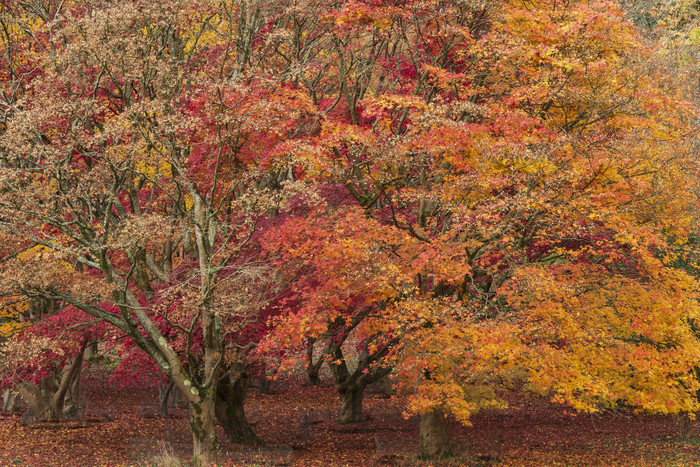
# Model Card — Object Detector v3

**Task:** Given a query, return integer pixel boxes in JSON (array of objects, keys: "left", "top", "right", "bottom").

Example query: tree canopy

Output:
[{"left": 1, "top": 0, "right": 699, "bottom": 464}]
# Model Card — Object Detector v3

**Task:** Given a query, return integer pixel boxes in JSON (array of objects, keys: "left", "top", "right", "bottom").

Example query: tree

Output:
[
  {"left": 2, "top": 1, "right": 699, "bottom": 463},
  {"left": 387, "top": 0, "right": 700, "bottom": 457},
  {"left": 260, "top": 193, "right": 416, "bottom": 423},
  {"left": 0, "top": 300, "right": 99, "bottom": 421},
  {"left": 260, "top": 0, "right": 700, "bottom": 457},
  {"left": 0, "top": 1, "right": 308, "bottom": 463}
]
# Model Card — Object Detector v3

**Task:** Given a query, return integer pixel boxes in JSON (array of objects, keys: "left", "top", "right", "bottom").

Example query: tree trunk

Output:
[
  {"left": 2, "top": 389, "right": 17, "bottom": 412},
  {"left": 215, "top": 373, "right": 261, "bottom": 444},
  {"left": 257, "top": 362, "right": 280, "bottom": 394},
  {"left": 307, "top": 373, "right": 321, "bottom": 386},
  {"left": 189, "top": 396, "right": 218, "bottom": 466},
  {"left": 83, "top": 340, "right": 98, "bottom": 359},
  {"left": 306, "top": 362, "right": 322, "bottom": 386},
  {"left": 63, "top": 359, "right": 83, "bottom": 416},
  {"left": 328, "top": 346, "right": 370, "bottom": 424},
  {"left": 159, "top": 380, "right": 176, "bottom": 417},
  {"left": 371, "top": 375, "right": 394, "bottom": 396},
  {"left": 40, "top": 377, "right": 58, "bottom": 402},
  {"left": 337, "top": 383, "right": 366, "bottom": 424},
  {"left": 305, "top": 337, "right": 323, "bottom": 385},
  {"left": 678, "top": 411, "right": 692, "bottom": 440},
  {"left": 419, "top": 409, "right": 454, "bottom": 459},
  {"left": 14, "top": 349, "right": 85, "bottom": 421},
  {"left": 16, "top": 381, "right": 51, "bottom": 420},
  {"left": 50, "top": 346, "right": 85, "bottom": 418}
]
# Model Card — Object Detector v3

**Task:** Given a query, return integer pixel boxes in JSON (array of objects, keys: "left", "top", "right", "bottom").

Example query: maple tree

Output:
[
  {"left": 1, "top": 0, "right": 700, "bottom": 463},
  {"left": 398, "top": 1, "right": 700, "bottom": 457},
  {"left": 0, "top": 0, "right": 308, "bottom": 463},
  {"left": 255, "top": 0, "right": 700, "bottom": 458},
  {"left": 0, "top": 299, "right": 101, "bottom": 421},
  {"left": 260, "top": 193, "right": 416, "bottom": 424},
  {"left": 0, "top": 295, "right": 34, "bottom": 412}
]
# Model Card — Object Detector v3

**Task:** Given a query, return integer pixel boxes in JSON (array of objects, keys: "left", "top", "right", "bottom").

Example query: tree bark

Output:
[
  {"left": 329, "top": 350, "right": 367, "bottom": 424},
  {"left": 15, "top": 348, "right": 85, "bottom": 421},
  {"left": 371, "top": 375, "right": 394, "bottom": 396},
  {"left": 419, "top": 409, "right": 454, "bottom": 459},
  {"left": 215, "top": 372, "right": 261, "bottom": 445},
  {"left": 327, "top": 341, "right": 392, "bottom": 424},
  {"left": 50, "top": 348, "right": 84, "bottom": 418},
  {"left": 307, "top": 368, "right": 321, "bottom": 386},
  {"left": 189, "top": 395, "right": 218, "bottom": 466},
  {"left": 159, "top": 380, "right": 175, "bottom": 418},
  {"left": 16, "top": 381, "right": 51, "bottom": 420},
  {"left": 158, "top": 379, "right": 184, "bottom": 417},
  {"left": 305, "top": 337, "right": 323, "bottom": 385},
  {"left": 83, "top": 340, "right": 98, "bottom": 359},
  {"left": 167, "top": 359, "right": 220, "bottom": 466},
  {"left": 63, "top": 357, "right": 83, "bottom": 416},
  {"left": 337, "top": 382, "right": 366, "bottom": 424},
  {"left": 2, "top": 389, "right": 17, "bottom": 412},
  {"left": 678, "top": 411, "right": 692, "bottom": 440}
]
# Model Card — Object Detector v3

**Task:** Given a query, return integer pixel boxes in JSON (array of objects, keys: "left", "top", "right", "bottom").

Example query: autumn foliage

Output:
[{"left": 0, "top": 0, "right": 700, "bottom": 464}]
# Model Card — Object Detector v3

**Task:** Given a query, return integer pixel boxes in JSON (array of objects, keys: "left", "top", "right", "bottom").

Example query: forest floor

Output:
[{"left": 1, "top": 367, "right": 699, "bottom": 466}]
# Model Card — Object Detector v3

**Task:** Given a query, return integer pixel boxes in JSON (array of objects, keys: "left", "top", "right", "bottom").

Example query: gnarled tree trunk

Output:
[
  {"left": 419, "top": 408, "right": 454, "bottom": 459},
  {"left": 16, "top": 381, "right": 51, "bottom": 420},
  {"left": 337, "top": 382, "right": 367, "bottom": 424},
  {"left": 328, "top": 341, "right": 393, "bottom": 424},
  {"left": 62, "top": 360, "right": 82, "bottom": 416},
  {"left": 189, "top": 395, "right": 218, "bottom": 466},
  {"left": 328, "top": 347, "right": 366, "bottom": 424},
  {"left": 15, "top": 347, "right": 85, "bottom": 420},
  {"left": 215, "top": 371, "right": 261, "bottom": 445},
  {"left": 50, "top": 346, "right": 84, "bottom": 418}
]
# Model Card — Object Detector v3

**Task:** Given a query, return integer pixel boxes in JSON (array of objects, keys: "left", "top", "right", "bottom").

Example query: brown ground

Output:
[{"left": 1, "top": 369, "right": 699, "bottom": 466}]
